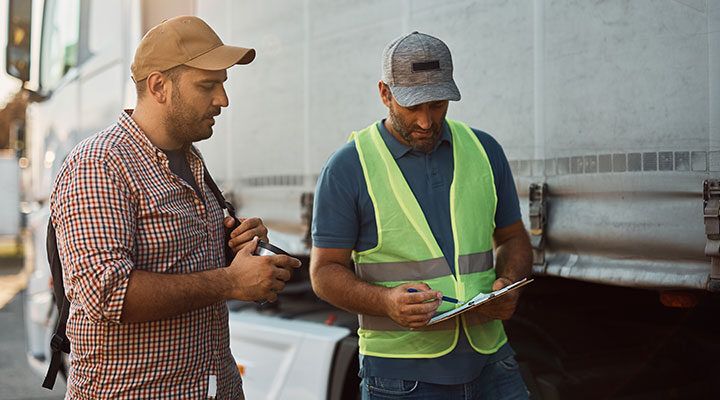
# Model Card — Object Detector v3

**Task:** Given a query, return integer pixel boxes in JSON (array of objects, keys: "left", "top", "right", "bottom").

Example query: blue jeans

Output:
[{"left": 360, "top": 355, "right": 529, "bottom": 400}]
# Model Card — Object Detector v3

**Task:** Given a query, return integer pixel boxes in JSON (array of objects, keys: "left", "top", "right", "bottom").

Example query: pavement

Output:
[
  {"left": 0, "top": 255, "right": 29, "bottom": 310},
  {"left": 0, "top": 257, "right": 66, "bottom": 399}
]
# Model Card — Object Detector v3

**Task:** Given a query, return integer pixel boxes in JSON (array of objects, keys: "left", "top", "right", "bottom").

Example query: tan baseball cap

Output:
[{"left": 131, "top": 15, "right": 256, "bottom": 82}]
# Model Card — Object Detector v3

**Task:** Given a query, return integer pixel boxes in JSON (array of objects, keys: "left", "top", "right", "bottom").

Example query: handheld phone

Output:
[{"left": 253, "top": 240, "right": 290, "bottom": 257}]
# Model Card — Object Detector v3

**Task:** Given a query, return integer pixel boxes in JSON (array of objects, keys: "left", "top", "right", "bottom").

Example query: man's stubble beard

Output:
[
  {"left": 388, "top": 105, "right": 443, "bottom": 154},
  {"left": 164, "top": 85, "right": 215, "bottom": 146}
]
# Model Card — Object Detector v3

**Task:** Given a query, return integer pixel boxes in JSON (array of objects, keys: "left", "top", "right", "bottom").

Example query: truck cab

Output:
[{"left": 6, "top": 1, "right": 359, "bottom": 398}]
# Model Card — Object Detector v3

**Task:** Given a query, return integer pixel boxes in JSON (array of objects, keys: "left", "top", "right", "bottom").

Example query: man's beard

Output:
[
  {"left": 388, "top": 106, "right": 443, "bottom": 153},
  {"left": 164, "top": 87, "right": 220, "bottom": 146}
]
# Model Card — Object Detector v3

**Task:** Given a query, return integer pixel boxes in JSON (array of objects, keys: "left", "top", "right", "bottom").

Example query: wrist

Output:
[
  {"left": 216, "top": 267, "right": 235, "bottom": 300},
  {"left": 378, "top": 285, "right": 393, "bottom": 317}
]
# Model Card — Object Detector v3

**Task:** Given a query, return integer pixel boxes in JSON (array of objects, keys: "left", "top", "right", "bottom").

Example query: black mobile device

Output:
[{"left": 253, "top": 240, "right": 290, "bottom": 257}]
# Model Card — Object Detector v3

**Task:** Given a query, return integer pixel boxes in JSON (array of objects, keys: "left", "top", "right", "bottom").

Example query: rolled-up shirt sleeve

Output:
[{"left": 51, "top": 156, "right": 137, "bottom": 324}]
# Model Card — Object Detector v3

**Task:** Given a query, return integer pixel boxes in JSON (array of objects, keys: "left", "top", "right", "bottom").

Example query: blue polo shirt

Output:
[{"left": 312, "top": 119, "right": 520, "bottom": 384}]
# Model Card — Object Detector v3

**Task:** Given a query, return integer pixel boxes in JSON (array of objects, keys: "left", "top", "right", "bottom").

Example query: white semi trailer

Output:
[{"left": 6, "top": 0, "right": 720, "bottom": 399}]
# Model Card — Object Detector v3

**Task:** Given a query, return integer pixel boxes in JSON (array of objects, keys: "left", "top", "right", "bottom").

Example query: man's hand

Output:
[
  {"left": 224, "top": 216, "right": 269, "bottom": 253},
  {"left": 382, "top": 282, "right": 442, "bottom": 329},
  {"left": 472, "top": 277, "right": 519, "bottom": 321},
  {"left": 225, "top": 237, "right": 301, "bottom": 302}
]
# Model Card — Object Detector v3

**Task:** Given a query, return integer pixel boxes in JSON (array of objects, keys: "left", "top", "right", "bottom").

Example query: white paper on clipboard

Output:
[{"left": 427, "top": 278, "right": 534, "bottom": 325}]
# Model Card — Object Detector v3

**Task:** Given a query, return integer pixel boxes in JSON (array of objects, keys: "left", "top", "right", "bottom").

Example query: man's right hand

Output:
[
  {"left": 225, "top": 237, "right": 302, "bottom": 302},
  {"left": 383, "top": 282, "right": 442, "bottom": 329}
]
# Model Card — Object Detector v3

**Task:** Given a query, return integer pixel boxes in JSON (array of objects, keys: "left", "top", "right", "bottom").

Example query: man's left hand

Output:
[
  {"left": 225, "top": 216, "right": 269, "bottom": 253},
  {"left": 472, "top": 277, "right": 519, "bottom": 321}
]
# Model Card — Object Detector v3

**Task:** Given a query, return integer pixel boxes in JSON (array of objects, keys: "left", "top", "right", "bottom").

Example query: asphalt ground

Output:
[{"left": 0, "top": 257, "right": 66, "bottom": 399}]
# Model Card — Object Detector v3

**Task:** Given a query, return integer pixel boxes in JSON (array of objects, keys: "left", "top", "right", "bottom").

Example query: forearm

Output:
[
  {"left": 121, "top": 268, "right": 231, "bottom": 323},
  {"left": 311, "top": 262, "right": 389, "bottom": 316},
  {"left": 495, "top": 232, "right": 533, "bottom": 282}
]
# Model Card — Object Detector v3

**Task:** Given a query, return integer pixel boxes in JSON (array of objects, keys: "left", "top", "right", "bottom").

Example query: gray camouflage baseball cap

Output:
[{"left": 381, "top": 31, "right": 461, "bottom": 107}]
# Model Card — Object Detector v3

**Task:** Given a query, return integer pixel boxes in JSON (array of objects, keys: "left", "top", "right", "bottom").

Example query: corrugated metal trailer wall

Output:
[{"left": 196, "top": 0, "right": 720, "bottom": 290}]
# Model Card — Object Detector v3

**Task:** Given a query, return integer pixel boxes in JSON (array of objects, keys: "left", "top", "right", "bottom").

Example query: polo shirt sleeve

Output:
[
  {"left": 474, "top": 129, "right": 522, "bottom": 229},
  {"left": 51, "top": 156, "right": 137, "bottom": 324},
  {"left": 312, "top": 142, "right": 363, "bottom": 249}
]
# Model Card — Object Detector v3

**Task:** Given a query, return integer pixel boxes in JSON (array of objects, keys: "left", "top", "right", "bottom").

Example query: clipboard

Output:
[{"left": 427, "top": 278, "right": 534, "bottom": 325}]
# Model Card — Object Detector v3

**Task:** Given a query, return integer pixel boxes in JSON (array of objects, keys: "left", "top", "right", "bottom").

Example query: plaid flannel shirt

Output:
[{"left": 50, "top": 110, "right": 242, "bottom": 399}]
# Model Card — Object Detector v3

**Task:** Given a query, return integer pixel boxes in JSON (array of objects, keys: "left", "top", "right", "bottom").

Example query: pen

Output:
[{"left": 407, "top": 288, "right": 459, "bottom": 304}]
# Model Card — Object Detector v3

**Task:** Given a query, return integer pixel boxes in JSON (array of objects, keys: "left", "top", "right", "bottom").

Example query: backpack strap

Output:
[
  {"left": 42, "top": 222, "right": 71, "bottom": 390},
  {"left": 190, "top": 146, "right": 239, "bottom": 221},
  {"left": 203, "top": 165, "right": 238, "bottom": 220},
  {"left": 201, "top": 165, "right": 241, "bottom": 265}
]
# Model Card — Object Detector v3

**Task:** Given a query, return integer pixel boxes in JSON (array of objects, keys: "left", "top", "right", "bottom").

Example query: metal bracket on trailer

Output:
[
  {"left": 301, "top": 192, "right": 314, "bottom": 250},
  {"left": 529, "top": 183, "right": 548, "bottom": 267},
  {"left": 703, "top": 179, "right": 720, "bottom": 291}
]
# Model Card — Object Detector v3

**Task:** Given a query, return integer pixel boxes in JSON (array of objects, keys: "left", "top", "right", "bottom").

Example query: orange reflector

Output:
[
  {"left": 236, "top": 364, "right": 245, "bottom": 376},
  {"left": 659, "top": 291, "right": 699, "bottom": 308}
]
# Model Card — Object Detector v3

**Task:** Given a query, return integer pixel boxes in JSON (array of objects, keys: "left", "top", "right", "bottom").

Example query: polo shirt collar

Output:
[{"left": 377, "top": 119, "right": 452, "bottom": 159}]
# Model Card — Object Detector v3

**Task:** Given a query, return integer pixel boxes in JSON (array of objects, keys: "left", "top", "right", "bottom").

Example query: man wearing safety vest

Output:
[{"left": 310, "top": 31, "right": 533, "bottom": 399}]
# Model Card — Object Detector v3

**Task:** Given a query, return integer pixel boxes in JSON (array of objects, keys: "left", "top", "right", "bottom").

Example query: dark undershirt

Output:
[{"left": 162, "top": 148, "right": 205, "bottom": 204}]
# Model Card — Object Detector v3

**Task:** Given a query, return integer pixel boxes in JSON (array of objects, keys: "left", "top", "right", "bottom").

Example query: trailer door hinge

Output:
[
  {"left": 703, "top": 179, "right": 720, "bottom": 291},
  {"left": 300, "top": 192, "right": 314, "bottom": 250},
  {"left": 529, "top": 183, "right": 548, "bottom": 267}
]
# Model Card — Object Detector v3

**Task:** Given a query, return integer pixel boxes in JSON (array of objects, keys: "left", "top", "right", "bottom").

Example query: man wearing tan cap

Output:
[
  {"left": 311, "top": 32, "right": 532, "bottom": 399},
  {"left": 50, "top": 16, "right": 300, "bottom": 399}
]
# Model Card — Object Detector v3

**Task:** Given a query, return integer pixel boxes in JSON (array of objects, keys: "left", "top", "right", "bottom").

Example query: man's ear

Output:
[
  {"left": 146, "top": 71, "right": 169, "bottom": 103},
  {"left": 378, "top": 81, "right": 393, "bottom": 108}
]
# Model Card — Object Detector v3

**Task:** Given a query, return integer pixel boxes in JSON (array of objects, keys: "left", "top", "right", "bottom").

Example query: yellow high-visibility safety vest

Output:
[{"left": 349, "top": 119, "right": 507, "bottom": 358}]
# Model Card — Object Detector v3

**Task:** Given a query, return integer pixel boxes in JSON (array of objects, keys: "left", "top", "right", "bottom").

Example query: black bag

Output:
[{"left": 42, "top": 166, "right": 238, "bottom": 389}]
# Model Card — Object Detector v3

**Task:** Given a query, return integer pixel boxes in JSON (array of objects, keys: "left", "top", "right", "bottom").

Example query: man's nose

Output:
[
  {"left": 416, "top": 106, "right": 432, "bottom": 130},
  {"left": 214, "top": 86, "right": 229, "bottom": 108}
]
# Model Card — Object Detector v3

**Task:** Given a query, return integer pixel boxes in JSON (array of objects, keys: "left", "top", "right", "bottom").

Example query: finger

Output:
[
  {"left": 398, "top": 317, "right": 425, "bottom": 328},
  {"left": 240, "top": 236, "right": 259, "bottom": 255},
  {"left": 407, "top": 317, "right": 432, "bottom": 328},
  {"left": 231, "top": 240, "right": 254, "bottom": 253},
  {"left": 403, "top": 301, "right": 440, "bottom": 315},
  {"left": 490, "top": 291, "right": 519, "bottom": 307},
  {"left": 405, "top": 290, "right": 441, "bottom": 304},
  {"left": 273, "top": 266, "right": 292, "bottom": 282},
  {"left": 271, "top": 280, "right": 286, "bottom": 293},
  {"left": 231, "top": 217, "right": 265, "bottom": 238},
  {"left": 265, "top": 291, "right": 278, "bottom": 303},
  {"left": 223, "top": 216, "right": 237, "bottom": 228},
  {"left": 492, "top": 277, "right": 513, "bottom": 291},
  {"left": 271, "top": 255, "right": 302, "bottom": 269},
  {"left": 229, "top": 228, "right": 268, "bottom": 248},
  {"left": 401, "top": 281, "right": 432, "bottom": 291},
  {"left": 404, "top": 311, "right": 435, "bottom": 323}
]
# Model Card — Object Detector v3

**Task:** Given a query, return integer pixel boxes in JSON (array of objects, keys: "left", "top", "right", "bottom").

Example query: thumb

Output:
[
  {"left": 223, "top": 216, "right": 236, "bottom": 228},
  {"left": 492, "top": 277, "right": 511, "bottom": 291},
  {"left": 241, "top": 236, "right": 259, "bottom": 255}
]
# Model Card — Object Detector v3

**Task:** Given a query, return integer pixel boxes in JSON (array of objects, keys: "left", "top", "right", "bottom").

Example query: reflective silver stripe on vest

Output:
[
  {"left": 355, "top": 257, "right": 449, "bottom": 282},
  {"left": 359, "top": 314, "right": 455, "bottom": 331},
  {"left": 457, "top": 251, "right": 494, "bottom": 275}
]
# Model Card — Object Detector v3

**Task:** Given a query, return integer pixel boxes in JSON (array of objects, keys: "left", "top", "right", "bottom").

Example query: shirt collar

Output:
[
  {"left": 118, "top": 109, "right": 200, "bottom": 164},
  {"left": 376, "top": 119, "right": 452, "bottom": 159},
  {"left": 118, "top": 109, "right": 165, "bottom": 162}
]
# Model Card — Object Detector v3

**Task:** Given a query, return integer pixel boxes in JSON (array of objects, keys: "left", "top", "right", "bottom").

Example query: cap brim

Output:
[
  {"left": 389, "top": 80, "right": 461, "bottom": 107},
  {"left": 184, "top": 45, "right": 256, "bottom": 71}
]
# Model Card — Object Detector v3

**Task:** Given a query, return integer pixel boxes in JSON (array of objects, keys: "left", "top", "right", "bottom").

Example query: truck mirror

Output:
[{"left": 5, "top": 0, "right": 32, "bottom": 82}]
